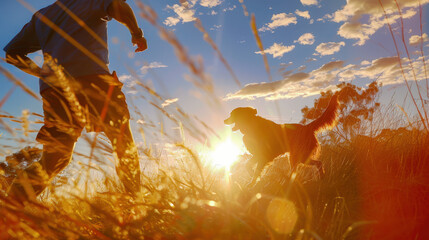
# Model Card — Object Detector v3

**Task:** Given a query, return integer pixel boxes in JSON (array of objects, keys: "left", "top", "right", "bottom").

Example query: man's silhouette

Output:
[{"left": 4, "top": 0, "right": 147, "bottom": 200}]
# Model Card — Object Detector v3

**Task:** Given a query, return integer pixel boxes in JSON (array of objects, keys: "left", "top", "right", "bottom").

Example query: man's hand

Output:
[
  {"left": 107, "top": 0, "right": 148, "bottom": 53},
  {"left": 132, "top": 36, "right": 147, "bottom": 53}
]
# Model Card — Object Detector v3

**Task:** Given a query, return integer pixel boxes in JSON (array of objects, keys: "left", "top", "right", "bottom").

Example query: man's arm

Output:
[
  {"left": 107, "top": 0, "right": 147, "bottom": 52},
  {"left": 5, "top": 53, "right": 41, "bottom": 78},
  {"left": 4, "top": 13, "right": 41, "bottom": 78}
]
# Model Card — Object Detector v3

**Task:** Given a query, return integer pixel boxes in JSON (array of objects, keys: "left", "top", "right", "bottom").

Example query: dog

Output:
[{"left": 224, "top": 94, "right": 339, "bottom": 186}]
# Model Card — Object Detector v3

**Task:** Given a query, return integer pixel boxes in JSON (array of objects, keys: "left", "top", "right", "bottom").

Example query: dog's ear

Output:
[{"left": 250, "top": 107, "right": 257, "bottom": 116}]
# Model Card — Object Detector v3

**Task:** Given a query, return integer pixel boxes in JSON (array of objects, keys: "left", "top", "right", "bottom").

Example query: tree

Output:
[{"left": 301, "top": 81, "right": 381, "bottom": 141}]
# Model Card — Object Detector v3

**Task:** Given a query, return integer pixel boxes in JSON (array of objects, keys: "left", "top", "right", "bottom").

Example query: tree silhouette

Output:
[{"left": 301, "top": 81, "right": 381, "bottom": 141}]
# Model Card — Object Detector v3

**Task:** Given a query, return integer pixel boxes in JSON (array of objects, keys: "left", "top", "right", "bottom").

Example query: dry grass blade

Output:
[
  {"left": 135, "top": 81, "right": 163, "bottom": 100},
  {"left": 0, "top": 85, "right": 17, "bottom": 109},
  {"left": 0, "top": 118, "right": 14, "bottom": 135},
  {"left": 341, "top": 221, "right": 377, "bottom": 240},
  {"left": 250, "top": 14, "right": 272, "bottom": 82},
  {"left": 396, "top": 103, "right": 413, "bottom": 128},
  {"left": 249, "top": 14, "right": 282, "bottom": 117},
  {"left": 250, "top": 13, "right": 272, "bottom": 82}
]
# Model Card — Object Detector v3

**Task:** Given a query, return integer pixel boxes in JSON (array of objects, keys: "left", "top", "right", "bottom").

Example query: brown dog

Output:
[{"left": 225, "top": 95, "right": 339, "bottom": 186}]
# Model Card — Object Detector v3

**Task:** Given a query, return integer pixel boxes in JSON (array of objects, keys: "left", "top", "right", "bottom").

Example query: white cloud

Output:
[
  {"left": 409, "top": 33, "right": 429, "bottom": 46},
  {"left": 338, "top": 57, "right": 401, "bottom": 84},
  {"left": 336, "top": 9, "right": 416, "bottom": 46},
  {"left": 294, "top": 33, "right": 315, "bottom": 45},
  {"left": 200, "top": 0, "right": 222, "bottom": 8},
  {"left": 295, "top": 10, "right": 310, "bottom": 19},
  {"left": 313, "top": 61, "right": 344, "bottom": 73},
  {"left": 297, "top": 65, "right": 307, "bottom": 72},
  {"left": 331, "top": 0, "right": 426, "bottom": 22},
  {"left": 210, "top": 24, "right": 222, "bottom": 31},
  {"left": 164, "top": 4, "right": 196, "bottom": 26},
  {"left": 259, "top": 13, "right": 297, "bottom": 32},
  {"left": 315, "top": 42, "right": 345, "bottom": 56},
  {"left": 209, "top": 10, "right": 218, "bottom": 15},
  {"left": 339, "top": 55, "right": 429, "bottom": 85},
  {"left": 225, "top": 81, "right": 286, "bottom": 100},
  {"left": 162, "top": 98, "right": 179, "bottom": 108},
  {"left": 328, "top": 0, "right": 426, "bottom": 45},
  {"left": 180, "top": 0, "right": 198, "bottom": 8},
  {"left": 223, "top": 5, "right": 236, "bottom": 12},
  {"left": 118, "top": 74, "right": 132, "bottom": 83},
  {"left": 300, "top": 0, "right": 318, "bottom": 6},
  {"left": 255, "top": 43, "right": 295, "bottom": 58},
  {"left": 118, "top": 74, "right": 138, "bottom": 88},
  {"left": 225, "top": 72, "right": 310, "bottom": 100},
  {"left": 279, "top": 62, "right": 293, "bottom": 70},
  {"left": 140, "top": 62, "right": 168, "bottom": 74},
  {"left": 164, "top": 16, "right": 180, "bottom": 27}
]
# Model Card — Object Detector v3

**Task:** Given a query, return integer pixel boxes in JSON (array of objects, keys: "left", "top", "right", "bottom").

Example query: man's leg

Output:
[
  {"left": 78, "top": 73, "right": 141, "bottom": 195},
  {"left": 105, "top": 121, "right": 141, "bottom": 195},
  {"left": 7, "top": 88, "right": 82, "bottom": 201}
]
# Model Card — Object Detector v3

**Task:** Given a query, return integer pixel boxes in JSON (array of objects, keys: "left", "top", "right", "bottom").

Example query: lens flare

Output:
[
  {"left": 266, "top": 198, "right": 298, "bottom": 234},
  {"left": 208, "top": 138, "right": 241, "bottom": 169}
]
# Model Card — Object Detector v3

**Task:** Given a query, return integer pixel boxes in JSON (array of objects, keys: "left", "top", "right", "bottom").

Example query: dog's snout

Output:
[{"left": 224, "top": 116, "right": 234, "bottom": 125}]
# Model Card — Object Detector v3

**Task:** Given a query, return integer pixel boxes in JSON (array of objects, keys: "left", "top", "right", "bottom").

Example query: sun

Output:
[{"left": 207, "top": 138, "right": 242, "bottom": 169}]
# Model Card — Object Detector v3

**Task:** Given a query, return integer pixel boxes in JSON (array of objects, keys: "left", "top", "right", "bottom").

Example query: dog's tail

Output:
[{"left": 307, "top": 94, "right": 340, "bottom": 133}]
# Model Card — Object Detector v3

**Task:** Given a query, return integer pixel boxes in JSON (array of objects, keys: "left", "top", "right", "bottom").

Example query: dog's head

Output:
[{"left": 224, "top": 107, "right": 257, "bottom": 132}]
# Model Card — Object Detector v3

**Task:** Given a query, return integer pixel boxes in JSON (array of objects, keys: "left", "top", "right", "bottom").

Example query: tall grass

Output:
[{"left": 1, "top": 0, "right": 429, "bottom": 239}]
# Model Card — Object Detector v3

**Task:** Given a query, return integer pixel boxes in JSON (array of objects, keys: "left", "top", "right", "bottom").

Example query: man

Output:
[{"left": 4, "top": 0, "right": 147, "bottom": 200}]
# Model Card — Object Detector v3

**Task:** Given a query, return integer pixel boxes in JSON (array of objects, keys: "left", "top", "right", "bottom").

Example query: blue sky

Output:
[{"left": 0, "top": 0, "right": 428, "bottom": 152}]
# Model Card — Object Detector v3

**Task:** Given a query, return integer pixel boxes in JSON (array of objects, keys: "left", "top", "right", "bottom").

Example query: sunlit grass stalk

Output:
[
  {"left": 393, "top": 0, "right": 429, "bottom": 126},
  {"left": 378, "top": 0, "right": 428, "bottom": 131},
  {"left": 418, "top": 1, "right": 429, "bottom": 97}
]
